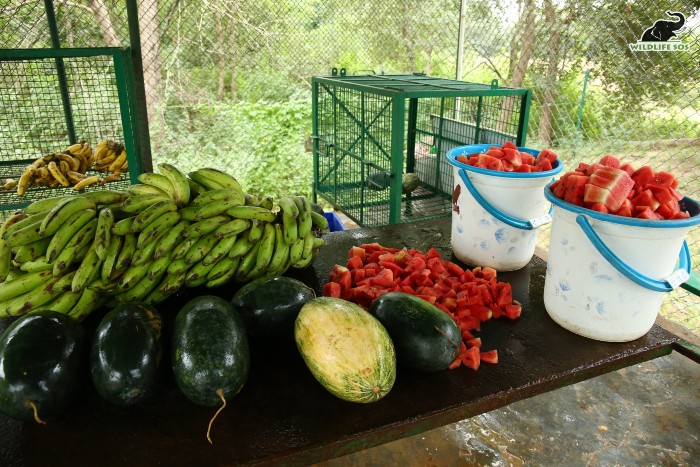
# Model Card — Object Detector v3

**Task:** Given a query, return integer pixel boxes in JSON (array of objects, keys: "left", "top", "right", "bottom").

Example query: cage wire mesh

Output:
[{"left": 1, "top": 0, "right": 699, "bottom": 330}]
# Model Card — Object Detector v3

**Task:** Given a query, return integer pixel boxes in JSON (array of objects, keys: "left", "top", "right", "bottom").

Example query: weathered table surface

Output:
[{"left": 0, "top": 217, "right": 678, "bottom": 466}]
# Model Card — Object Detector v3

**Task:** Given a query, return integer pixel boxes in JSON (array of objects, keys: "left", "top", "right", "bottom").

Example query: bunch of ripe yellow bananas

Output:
[
  {"left": 9, "top": 140, "right": 128, "bottom": 196},
  {"left": 0, "top": 165, "right": 329, "bottom": 320}
]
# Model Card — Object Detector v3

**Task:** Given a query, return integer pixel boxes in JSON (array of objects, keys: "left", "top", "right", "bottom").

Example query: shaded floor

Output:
[{"left": 315, "top": 345, "right": 698, "bottom": 466}]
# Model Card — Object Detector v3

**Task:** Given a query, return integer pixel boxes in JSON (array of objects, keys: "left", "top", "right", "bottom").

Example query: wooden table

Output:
[{"left": 0, "top": 217, "right": 679, "bottom": 466}]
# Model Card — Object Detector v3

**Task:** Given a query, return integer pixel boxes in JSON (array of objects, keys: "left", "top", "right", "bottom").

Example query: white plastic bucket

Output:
[
  {"left": 446, "top": 145, "right": 564, "bottom": 271},
  {"left": 543, "top": 185, "right": 700, "bottom": 342}
]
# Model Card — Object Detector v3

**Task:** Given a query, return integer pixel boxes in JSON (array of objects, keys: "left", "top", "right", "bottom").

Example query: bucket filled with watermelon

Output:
[
  {"left": 544, "top": 155, "right": 700, "bottom": 342},
  {"left": 447, "top": 142, "right": 564, "bottom": 271}
]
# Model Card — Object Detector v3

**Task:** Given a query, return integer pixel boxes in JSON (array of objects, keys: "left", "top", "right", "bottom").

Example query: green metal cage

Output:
[
  {"left": 312, "top": 74, "right": 532, "bottom": 227},
  {"left": 0, "top": 47, "right": 142, "bottom": 217}
]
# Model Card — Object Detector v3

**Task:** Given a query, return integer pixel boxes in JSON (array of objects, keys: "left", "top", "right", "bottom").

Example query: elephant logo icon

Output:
[{"left": 640, "top": 11, "right": 686, "bottom": 41}]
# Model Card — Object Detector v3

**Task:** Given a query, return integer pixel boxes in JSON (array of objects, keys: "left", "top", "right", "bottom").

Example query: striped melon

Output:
[{"left": 294, "top": 297, "right": 396, "bottom": 403}]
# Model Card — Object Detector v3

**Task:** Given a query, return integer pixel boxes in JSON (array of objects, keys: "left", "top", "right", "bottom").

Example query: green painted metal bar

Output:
[
  {"left": 114, "top": 49, "right": 141, "bottom": 184},
  {"left": 576, "top": 70, "right": 590, "bottom": 132},
  {"left": 406, "top": 98, "right": 419, "bottom": 173},
  {"left": 126, "top": 0, "right": 153, "bottom": 172},
  {"left": 389, "top": 97, "right": 406, "bottom": 224},
  {"left": 312, "top": 81, "right": 320, "bottom": 203},
  {"left": 434, "top": 98, "right": 446, "bottom": 190},
  {"left": 517, "top": 90, "right": 533, "bottom": 146},
  {"left": 673, "top": 339, "right": 700, "bottom": 364},
  {"left": 43, "top": 0, "right": 76, "bottom": 144},
  {"left": 474, "top": 96, "right": 483, "bottom": 144},
  {"left": 0, "top": 47, "right": 125, "bottom": 60},
  {"left": 360, "top": 91, "right": 366, "bottom": 226}
]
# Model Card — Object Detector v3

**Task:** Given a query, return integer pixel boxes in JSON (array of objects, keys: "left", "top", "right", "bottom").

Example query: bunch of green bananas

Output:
[{"left": 0, "top": 165, "right": 329, "bottom": 320}]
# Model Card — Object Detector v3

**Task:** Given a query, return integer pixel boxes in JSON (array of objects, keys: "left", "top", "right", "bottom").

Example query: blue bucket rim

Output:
[
  {"left": 544, "top": 180, "right": 700, "bottom": 228},
  {"left": 447, "top": 144, "right": 565, "bottom": 178}
]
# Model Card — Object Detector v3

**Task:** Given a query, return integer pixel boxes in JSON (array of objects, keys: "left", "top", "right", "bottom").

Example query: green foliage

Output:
[{"left": 151, "top": 97, "right": 313, "bottom": 200}]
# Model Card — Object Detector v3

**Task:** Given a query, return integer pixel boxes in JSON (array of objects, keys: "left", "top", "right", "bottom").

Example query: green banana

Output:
[
  {"left": 24, "top": 196, "right": 68, "bottom": 214},
  {"left": 255, "top": 222, "right": 276, "bottom": 271},
  {"left": 127, "top": 184, "right": 170, "bottom": 197},
  {"left": 206, "top": 257, "right": 241, "bottom": 288},
  {"left": 187, "top": 178, "right": 208, "bottom": 198},
  {"left": 121, "top": 193, "right": 171, "bottom": 213},
  {"left": 171, "top": 237, "right": 199, "bottom": 260},
  {"left": 112, "top": 217, "right": 134, "bottom": 235},
  {"left": 289, "top": 237, "right": 305, "bottom": 264},
  {"left": 94, "top": 207, "right": 114, "bottom": 261},
  {"left": 183, "top": 215, "right": 230, "bottom": 238},
  {"left": 19, "top": 259, "right": 53, "bottom": 273},
  {"left": 188, "top": 171, "right": 225, "bottom": 191},
  {"left": 153, "top": 220, "right": 190, "bottom": 259},
  {"left": 68, "top": 281, "right": 103, "bottom": 320},
  {"left": 2, "top": 275, "right": 65, "bottom": 317},
  {"left": 258, "top": 197, "right": 274, "bottom": 210},
  {"left": 129, "top": 199, "right": 178, "bottom": 233},
  {"left": 185, "top": 260, "right": 217, "bottom": 287},
  {"left": 81, "top": 190, "right": 127, "bottom": 206},
  {"left": 2, "top": 211, "right": 45, "bottom": 240},
  {"left": 206, "top": 255, "right": 240, "bottom": 282},
  {"left": 143, "top": 287, "right": 170, "bottom": 306},
  {"left": 46, "top": 209, "right": 96, "bottom": 262},
  {"left": 167, "top": 258, "right": 190, "bottom": 276},
  {"left": 194, "top": 197, "right": 245, "bottom": 220},
  {"left": 227, "top": 233, "right": 255, "bottom": 260},
  {"left": 40, "top": 196, "right": 96, "bottom": 236},
  {"left": 137, "top": 172, "right": 178, "bottom": 201},
  {"left": 282, "top": 208, "right": 298, "bottom": 245},
  {"left": 158, "top": 163, "right": 190, "bottom": 207},
  {"left": 112, "top": 233, "right": 137, "bottom": 279},
  {"left": 53, "top": 219, "right": 98, "bottom": 277},
  {"left": 114, "top": 272, "right": 161, "bottom": 303},
  {"left": 137, "top": 210, "right": 181, "bottom": 249},
  {"left": 247, "top": 219, "right": 265, "bottom": 243},
  {"left": 0, "top": 239, "right": 12, "bottom": 281},
  {"left": 184, "top": 233, "right": 219, "bottom": 265},
  {"left": 0, "top": 212, "right": 29, "bottom": 238},
  {"left": 44, "top": 290, "right": 81, "bottom": 314},
  {"left": 292, "top": 234, "right": 316, "bottom": 269},
  {"left": 312, "top": 237, "right": 325, "bottom": 249},
  {"left": 13, "top": 237, "right": 51, "bottom": 263},
  {"left": 157, "top": 270, "right": 186, "bottom": 295},
  {"left": 101, "top": 234, "right": 124, "bottom": 283},
  {"left": 6, "top": 222, "right": 45, "bottom": 248},
  {"left": 244, "top": 193, "right": 260, "bottom": 206},
  {"left": 234, "top": 241, "right": 260, "bottom": 282},
  {"left": 213, "top": 218, "right": 250, "bottom": 239},
  {"left": 201, "top": 234, "right": 239, "bottom": 267},
  {"left": 190, "top": 168, "right": 242, "bottom": 192},
  {"left": 279, "top": 196, "right": 300, "bottom": 219},
  {"left": 131, "top": 237, "right": 158, "bottom": 267},
  {"left": 294, "top": 196, "right": 313, "bottom": 239},
  {"left": 147, "top": 256, "right": 170, "bottom": 281},
  {"left": 118, "top": 259, "right": 152, "bottom": 291},
  {"left": 225, "top": 205, "right": 277, "bottom": 223},
  {"left": 310, "top": 210, "right": 330, "bottom": 231},
  {"left": 193, "top": 188, "right": 245, "bottom": 207},
  {"left": 179, "top": 206, "right": 200, "bottom": 221},
  {"left": 0, "top": 269, "right": 53, "bottom": 303},
  {"left": 266, "top": 224, "right": 290, "bottom": 276},
  {"left": 71, "top": 247, "right": 103, "bottom": 293}
]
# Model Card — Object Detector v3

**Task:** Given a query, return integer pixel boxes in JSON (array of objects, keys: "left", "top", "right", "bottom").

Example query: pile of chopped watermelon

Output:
[
  {"left": 323, "top": 243, "right": 523, "bottom": 370},
  {"left": 549, "top": 154, "right": 689, "bottom": 220},
  {"left": 455, "top": 141, "right": 559, "bottom": 172}
]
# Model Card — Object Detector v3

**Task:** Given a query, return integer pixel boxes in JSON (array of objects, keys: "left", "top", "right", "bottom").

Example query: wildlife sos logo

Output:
[{"left": 629, "top": 11, "right": 689, "bottom": 52}]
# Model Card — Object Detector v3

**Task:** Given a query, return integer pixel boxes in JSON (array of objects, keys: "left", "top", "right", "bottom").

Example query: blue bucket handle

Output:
[
  {"left": 458, "top": 168, "right": 554, "bottom": 230},
  {"left": 576, "top": 214, "right": 691, "bottom": 293}
]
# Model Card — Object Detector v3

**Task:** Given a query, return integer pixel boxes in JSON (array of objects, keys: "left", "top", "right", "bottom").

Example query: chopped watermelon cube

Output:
[
  {"left": 323, "top": 282, "right": 342, "bottom": 298},
  {"left": 599, "top": 154, "right": 620, "bottom": 168},
  {"left": 480, "top": 350, "right": 499, "bottom": 364}
]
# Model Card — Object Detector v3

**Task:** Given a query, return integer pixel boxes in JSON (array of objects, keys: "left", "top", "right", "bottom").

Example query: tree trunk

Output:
[
  {"left": 538, "top": 0, "right": 560, "bottom": 145},
  {"left": 138, "top": 0, "right": 163, "bottom": 122},
  {"left": 216, "top": 9, "right": 226, "bottom": 101},
  {"left": 229, "top": 4, "right": 238, "bottom": 101},
  {"left": 497, "top": 0, "right": 536, "bottom": 134},
  {"left": 86, "top": 0, "right": 120, "bottom": 47}
]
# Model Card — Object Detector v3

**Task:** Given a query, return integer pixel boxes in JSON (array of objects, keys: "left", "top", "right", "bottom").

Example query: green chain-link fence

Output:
[{"left": 2, "top": 0, "right": 699, "bottom": 331}]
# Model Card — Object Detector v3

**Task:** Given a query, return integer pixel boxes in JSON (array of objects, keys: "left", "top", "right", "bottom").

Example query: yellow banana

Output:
[
  {"left": 47, "top": 161, "right": 70, "bottom": 187},
  {"left": 73, "top": 175, "right": 102, "bottom": 191}
]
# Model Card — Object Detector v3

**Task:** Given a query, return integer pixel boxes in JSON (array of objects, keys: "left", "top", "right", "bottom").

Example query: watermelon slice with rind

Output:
[{"left": 588, "top": 167, "right": 634, "bottom": 212}]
